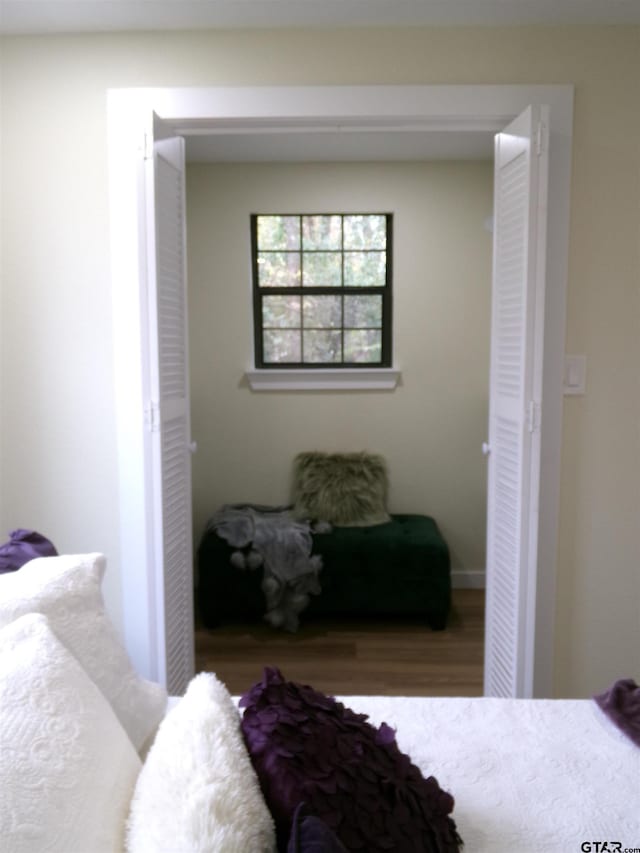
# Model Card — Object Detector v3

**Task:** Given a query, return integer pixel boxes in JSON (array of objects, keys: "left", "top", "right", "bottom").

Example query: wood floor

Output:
[{"left": 195, "top": 588, "right": 484, "bottom": 697}]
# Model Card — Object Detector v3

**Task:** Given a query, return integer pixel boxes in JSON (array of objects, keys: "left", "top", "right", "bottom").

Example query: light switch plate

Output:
[{"left": 563, "top": 354, "right": 587, "bottom": 395}]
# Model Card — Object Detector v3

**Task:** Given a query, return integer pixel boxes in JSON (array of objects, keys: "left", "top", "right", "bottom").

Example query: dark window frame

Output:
[{"left": 251, "top": 213, "right": 393, "bottom": 369}]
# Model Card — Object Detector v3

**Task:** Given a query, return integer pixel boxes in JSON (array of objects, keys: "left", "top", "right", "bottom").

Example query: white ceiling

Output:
[
  {"left": 185, "top": 128, "right": 496, "bottom": 162},
  {"left": 2, "top": 0, "right": 640, "bottom": 34}
]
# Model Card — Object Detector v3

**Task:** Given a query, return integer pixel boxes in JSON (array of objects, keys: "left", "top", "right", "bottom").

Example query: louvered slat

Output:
[
  {"left": 153, "top": 143, "right": 194, "bottom": 696},
  {"left": 495, "top": 152, "right": 527, "bottom": 400},
  {"left": 485, "top": 416, "right": 522, "bottom": 696},
  {"left": 157, "top": 156, "right": 187, "bottom": 403}
]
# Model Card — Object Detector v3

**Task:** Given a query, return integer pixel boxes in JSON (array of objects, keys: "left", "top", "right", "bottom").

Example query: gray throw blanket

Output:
[{"left": 206, "top": 504, "right": 325, "bottom": 632}]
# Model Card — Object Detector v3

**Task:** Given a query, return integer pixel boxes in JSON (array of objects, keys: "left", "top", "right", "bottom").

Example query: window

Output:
[{"left": 251, "top": 213, "right": 392, "bottom": 368}]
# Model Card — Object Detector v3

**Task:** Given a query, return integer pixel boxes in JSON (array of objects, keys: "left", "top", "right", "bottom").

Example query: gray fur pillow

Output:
[{"left": 292, "top": 452, "right": 391, "bottom": 527}]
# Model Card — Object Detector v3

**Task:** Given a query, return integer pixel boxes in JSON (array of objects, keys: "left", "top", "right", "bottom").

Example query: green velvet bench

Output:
[{"left": 197, "top": 514, "right": 451, "bottom": 630}]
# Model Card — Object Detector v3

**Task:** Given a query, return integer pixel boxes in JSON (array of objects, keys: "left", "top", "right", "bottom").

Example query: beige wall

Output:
[
  {"left": 186, "top": 161, "right": 493, "bottom": 575},
  {"left": 1, "top": 26, "right": 638, "bottom": 696}
]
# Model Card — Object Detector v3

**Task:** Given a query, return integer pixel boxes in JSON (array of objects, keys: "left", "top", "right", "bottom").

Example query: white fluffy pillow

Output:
[
  {"left": 127, "top": 672, "right": 276, "bottom": 853},
  {"left": 0, "top": 552, "right": 167, "bottom": 750},
  {"left": 0, "top": 612, "right": 142, "bottom": 852}
]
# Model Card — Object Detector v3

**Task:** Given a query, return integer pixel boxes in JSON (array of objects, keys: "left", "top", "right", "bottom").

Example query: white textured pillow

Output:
[
  {"left": 0, "top": 612, "right": 142, "bottom": 852},
  {"left": 0, "top": 552, "right": 167, "bottom": 750},
  {"left": 127, "top": 672, "right": 276, "bottom": 853}
]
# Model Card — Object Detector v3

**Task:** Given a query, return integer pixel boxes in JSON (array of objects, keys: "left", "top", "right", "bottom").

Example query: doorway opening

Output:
[
  {"left": 108, "top": 84, "right": 573, "bottom": 697},
  {"left": 186, "top": 154, "right": 491, "bottom": 696}
]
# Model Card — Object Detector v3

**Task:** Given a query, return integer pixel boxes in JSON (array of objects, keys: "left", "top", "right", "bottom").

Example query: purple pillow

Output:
[
  {"left": 240, "top": 667, "right": 462, "bottom": 852},
  {"left": 593, "top": 678, "right": 640, "bottom": 747},
  {"left": 287, "top": 803, "right": 348, "bottom": 853},
  {"left": 0, "top": 529, "right": 58, "bottom": 574}
]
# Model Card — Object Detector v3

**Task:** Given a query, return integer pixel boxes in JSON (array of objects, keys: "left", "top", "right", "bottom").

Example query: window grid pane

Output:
[
  {"left": 257, "top": 215, "right": 300, "bottom": 250},
  {"left": 343, "top": 214, "right": 387, "bottom": 250},
  {"left": 344, "top": 329, "right": 382, "bottom": 363},
  {"left": 257, "top": 252, "right": 301, "bottom": 288},
  {"left": 263, "top": 329, "right": 301, "bottom": 363},
  {"left": 344, "top": 251, "right": 386, "bottom": 287},
  {"left": 302, "top": 215, "right": 342, "bottom": 251},
  {"left": 303, "top": 295, "right": 342, "bottom": 329},
  {"left": 303, "top": 330, "right": 342, "bottom": 363},
  {"left": 344, "top": 294, "right": 383, "bottom": 329},
  {"left": 262, "top": 295, "right": 301, "bottom": 328},
  {"left": 302, "top": 252, "right": 342, "bottom": 287}
]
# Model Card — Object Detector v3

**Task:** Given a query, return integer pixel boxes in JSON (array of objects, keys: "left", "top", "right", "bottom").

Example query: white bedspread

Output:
[{"left": 334, "top": 696, "right": 640, "bottom": 853}]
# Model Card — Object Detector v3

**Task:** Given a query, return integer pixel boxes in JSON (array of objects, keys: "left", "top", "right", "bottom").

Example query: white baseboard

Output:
[{"left": 451, "top": 569, "right": 486, "bottom": 589}]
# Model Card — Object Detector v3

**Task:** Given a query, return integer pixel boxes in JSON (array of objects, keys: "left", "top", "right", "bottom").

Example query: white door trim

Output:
[{"left": 107, "top": 84, "right": 573, "bottom": 696}]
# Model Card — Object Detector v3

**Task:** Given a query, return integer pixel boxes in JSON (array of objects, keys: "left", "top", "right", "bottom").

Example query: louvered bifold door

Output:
[
  {"left": 147, "top": 135, "right": 195, "bottom": 696},
  {"left": 484, "top": 105, "right": 549, "bottom": 698}
]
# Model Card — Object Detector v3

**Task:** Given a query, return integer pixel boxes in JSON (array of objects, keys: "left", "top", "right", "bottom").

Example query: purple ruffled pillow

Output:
[
  {"left": 0, "top": 529, "right": 57, "bottom": 574},
  {"left": 593, "top": 678, "right": 640, "bottom": 747},
  {"left": 287, "top": 803, "right": 348, "bottom": 853},
  {"left": 240, "top": 667, "right": 462, "bottom": 852}
]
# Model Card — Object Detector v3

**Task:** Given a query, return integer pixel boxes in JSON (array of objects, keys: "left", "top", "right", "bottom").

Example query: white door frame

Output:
[{"left": 108, "top": 84, "right": 573, "bottom": 696}]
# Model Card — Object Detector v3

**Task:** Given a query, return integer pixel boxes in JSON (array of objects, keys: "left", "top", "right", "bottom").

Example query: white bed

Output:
[
  {"left": 158, "top": 684, "right": 640, "bottom": 853},
  {"left": 1, "top": 552, "right": 638, "bottom": 853},
  {"left": 331, "top": 694, "right": 640, "bottom": 852}
]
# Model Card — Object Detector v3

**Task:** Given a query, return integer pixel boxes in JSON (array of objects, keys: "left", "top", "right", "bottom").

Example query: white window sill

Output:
[{"left": 245, "top": 368, "right": 401, "bottom": 392}]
